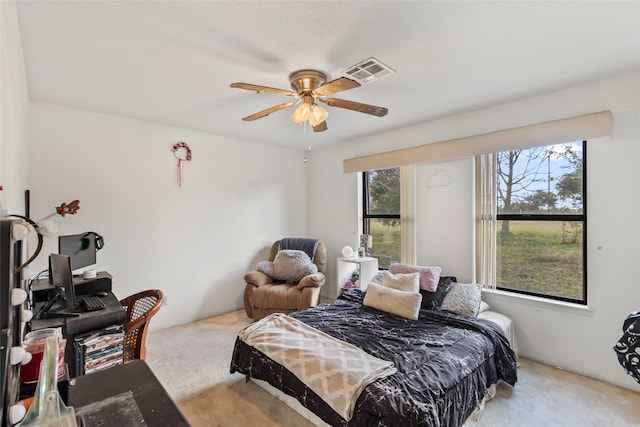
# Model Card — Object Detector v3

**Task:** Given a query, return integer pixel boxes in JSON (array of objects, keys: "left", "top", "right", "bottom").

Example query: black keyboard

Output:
[{"left": 81, "top": 296, "right": 106, "bottom": 311}]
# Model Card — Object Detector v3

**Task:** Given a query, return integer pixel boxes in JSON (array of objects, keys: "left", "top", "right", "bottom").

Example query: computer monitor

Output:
[
  {"left": 58, "top": 233, "right": 97, "bottom": 274},
  {"left": 49, "top": 253, "right": 76, "bottom": 310}
]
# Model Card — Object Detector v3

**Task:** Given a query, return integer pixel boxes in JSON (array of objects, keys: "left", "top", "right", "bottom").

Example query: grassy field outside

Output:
[
  {"left": 497, "top": 220, "right": 584, "bottom": 300},
  {"left": 368, "top": 219, "right": 401, "bottom": 269},
  {"left": 368, "top": 219, "right": 584, "bottom": 301}
]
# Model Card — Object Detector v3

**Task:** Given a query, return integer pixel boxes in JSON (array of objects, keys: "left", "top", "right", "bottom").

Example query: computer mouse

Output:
[{"left": 93, "top": 291, "right": 109, "bottom": 297}]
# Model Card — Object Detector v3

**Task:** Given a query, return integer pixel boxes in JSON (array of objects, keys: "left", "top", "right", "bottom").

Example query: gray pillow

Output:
[
  {"left": 257, "top": 250, "right": 318, "bottom": 282},
  {"left": 440, "top": 283, "right": 482, "bottom": 316}
]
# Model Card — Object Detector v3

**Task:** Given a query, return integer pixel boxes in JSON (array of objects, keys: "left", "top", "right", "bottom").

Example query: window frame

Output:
[
  {"left": 362, "top": 170, "right": 401, "bottom": 267},
  {"left": 494, "top": 141, "right": 587, "bottom": 305},
  {"left": 362, "top": 170, "right": 401, "bottom": 235}
]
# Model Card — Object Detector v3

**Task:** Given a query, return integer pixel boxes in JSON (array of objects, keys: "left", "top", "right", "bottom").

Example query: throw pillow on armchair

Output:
[{"left": 257, "top": 250, "right": 318, "bottom": 282}]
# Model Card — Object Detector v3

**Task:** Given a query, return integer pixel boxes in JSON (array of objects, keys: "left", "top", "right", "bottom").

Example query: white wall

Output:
[
  {"left": 0, "top": 0, "right": 30, "bottom": 213},
  {"left": 309, "top": 72, "right": 640, "bottom": 390},
  {"left": 306, "top": 146, "right": 362, "bottom": 300},
  {"left": 26, "top": 102, "right": 309, "bottom": 329},
  {"left": 415, "top": 159, "right": 474, "bottom": 279}
]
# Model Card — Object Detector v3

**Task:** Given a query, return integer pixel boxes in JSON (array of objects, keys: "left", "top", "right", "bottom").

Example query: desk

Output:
[
  {"left": 31, "top": 271, "right": 114, "bottom": 303},
  {"left": 69, "top": 360, "right": 189, "bottom": 426},
  {"left": 30, "top": 292, "right": 126, "bottom": 377}
]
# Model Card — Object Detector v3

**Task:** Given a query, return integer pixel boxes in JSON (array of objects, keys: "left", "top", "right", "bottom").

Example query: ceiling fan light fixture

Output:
[
  {"left": 290, "top": 103, "right": 311, "bottom": 124},
  {"left": 309, "top": 104, "right": 329, "bottom": 127}
]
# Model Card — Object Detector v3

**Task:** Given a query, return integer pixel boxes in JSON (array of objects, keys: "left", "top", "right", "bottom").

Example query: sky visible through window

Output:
[{"left": 499, "top": 141, "right": 583, "bottom": 213}]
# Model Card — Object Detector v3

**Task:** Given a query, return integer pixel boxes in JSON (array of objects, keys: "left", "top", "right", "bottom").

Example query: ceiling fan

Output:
[{"left": 230, "top": 69, "right": 388, "bottom": 132}]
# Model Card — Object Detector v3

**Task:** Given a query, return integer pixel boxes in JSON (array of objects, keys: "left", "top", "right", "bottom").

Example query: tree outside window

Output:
[
  {"left": 495, "top": 141, "right": 586, "bottom": 303},
  {"left": 363, "top": 168, "right": 400, "bottom": 269}
]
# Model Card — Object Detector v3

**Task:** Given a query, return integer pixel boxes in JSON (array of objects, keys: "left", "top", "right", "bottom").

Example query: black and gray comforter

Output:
[{"left": 230, "top": 289, "right": 518, "bottom": 427}]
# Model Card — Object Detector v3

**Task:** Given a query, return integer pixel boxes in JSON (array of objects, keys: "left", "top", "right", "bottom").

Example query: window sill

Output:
[{"left": 481, "top": 288, "right": 593, "bottom": 316}]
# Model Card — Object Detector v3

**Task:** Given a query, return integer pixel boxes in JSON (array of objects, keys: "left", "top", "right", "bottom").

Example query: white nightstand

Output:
[{"left": 337, "top": 256, "right": 379, "bottom": 296}]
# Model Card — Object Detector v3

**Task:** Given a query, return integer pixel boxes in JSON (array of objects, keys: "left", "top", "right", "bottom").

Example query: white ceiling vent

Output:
[{"left": 342, "top": 57, "right": 395, "bottom": 85}]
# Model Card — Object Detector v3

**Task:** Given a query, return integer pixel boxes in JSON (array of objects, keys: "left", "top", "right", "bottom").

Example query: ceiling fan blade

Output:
[
  {"left": 241, "top": 102, "right": 296, "bottom": 121},
  {"left": 231, "top": 83, "right": 297, "bottom": 97},
  {"left": 312, "top": 77, "right": 360, "bottom": 97},
  {"left": 322, "top": 98, "right": 388, "bottom": 117},
  {"left": 312, "top": 120, "right": 328, "bottom": 132}
]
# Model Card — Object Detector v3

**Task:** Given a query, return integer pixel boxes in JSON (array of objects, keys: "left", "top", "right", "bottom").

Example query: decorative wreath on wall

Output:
[{"left": 172, "top": 142, "right": 192, "bottom": 187}]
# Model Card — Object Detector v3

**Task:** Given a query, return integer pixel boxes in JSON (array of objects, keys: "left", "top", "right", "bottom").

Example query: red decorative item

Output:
[
  {"left": 55, "top": 200, "right": 80, "bottom": 217},
  {"left": 172, "top": 142, "right": 192, "bottom": 187}
]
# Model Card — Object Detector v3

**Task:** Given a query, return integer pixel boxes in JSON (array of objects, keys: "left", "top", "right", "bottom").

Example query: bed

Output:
[{"left": 230, "top": 276, "right": 518, "bottom": 427}]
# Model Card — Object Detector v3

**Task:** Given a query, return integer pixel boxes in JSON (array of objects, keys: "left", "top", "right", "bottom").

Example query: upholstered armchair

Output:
[{"left": 244, "top": 238, "right": 326, "bottom": 321}]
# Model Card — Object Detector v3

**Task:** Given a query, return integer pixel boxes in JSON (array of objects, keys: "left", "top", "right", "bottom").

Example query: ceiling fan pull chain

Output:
[{"left": 303, "top": 121, "right": 309, "bottom": 163}]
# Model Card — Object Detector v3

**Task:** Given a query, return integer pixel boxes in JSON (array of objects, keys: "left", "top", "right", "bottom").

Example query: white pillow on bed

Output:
[
  {"left": 479, "top": 300, "right": 491, "bottom": 313},
  {"left": 440, "top": 283, "right": 482, "bottom": 317},
  {"left": 382, "top": 271, "right": 420, "bottom": 292},
  {"left": 363, "top": 282, "right": 422, "bottom": 320}
]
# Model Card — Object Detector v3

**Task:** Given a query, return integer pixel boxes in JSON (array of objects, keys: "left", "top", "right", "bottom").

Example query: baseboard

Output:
[{"left": 517, "top": 352, "right": 640, "bottom": 392}]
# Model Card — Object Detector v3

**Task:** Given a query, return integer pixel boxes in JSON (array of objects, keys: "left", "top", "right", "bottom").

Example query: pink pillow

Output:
[{"left": 388, "top": 263, "right": 442, "bottom": 292}]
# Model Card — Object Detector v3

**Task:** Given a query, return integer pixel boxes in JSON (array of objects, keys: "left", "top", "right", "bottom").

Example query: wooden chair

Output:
[{"left": 119, "top": 289, "right": 164, "bottom": 362}]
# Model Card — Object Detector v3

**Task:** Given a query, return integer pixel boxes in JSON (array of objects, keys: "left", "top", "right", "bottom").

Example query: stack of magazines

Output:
[{"left": 73, "top": 326, "right": 124, "bottom": 376}]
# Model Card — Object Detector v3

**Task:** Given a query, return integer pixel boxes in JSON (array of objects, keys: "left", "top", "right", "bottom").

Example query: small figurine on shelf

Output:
[{"left": 350, "top": 270, "right": 360, "bottom": 288}]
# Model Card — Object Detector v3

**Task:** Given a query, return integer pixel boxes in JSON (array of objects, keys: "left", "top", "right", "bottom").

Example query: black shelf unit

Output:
[{"left": 1, "top": 218, "right": 26, "bottom": 426}]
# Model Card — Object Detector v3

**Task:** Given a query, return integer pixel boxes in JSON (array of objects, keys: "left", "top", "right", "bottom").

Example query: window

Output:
[
  {"left": 478, "top": 141, "right": 586, "bottom": 304},
  {"left": 362, "top": 168, "right": 401, "bottom": 269}
]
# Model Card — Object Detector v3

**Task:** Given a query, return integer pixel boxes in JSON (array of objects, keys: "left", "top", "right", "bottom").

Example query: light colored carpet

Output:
[{"left": 146, "top": 310, "right": 640, "bottom": 427}]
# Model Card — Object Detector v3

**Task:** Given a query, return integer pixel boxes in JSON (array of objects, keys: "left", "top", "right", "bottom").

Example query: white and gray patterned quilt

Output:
[
  {"left": 230, "top": 289, "right": 518, "bottom": 427},
  {"left": 238, "top": 313, "right": 397, "bottom": 421}
]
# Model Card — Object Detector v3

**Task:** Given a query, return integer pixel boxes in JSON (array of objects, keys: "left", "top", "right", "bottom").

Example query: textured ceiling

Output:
[{"left": 15, "top": 1, "right": 640, "bottom": 149}]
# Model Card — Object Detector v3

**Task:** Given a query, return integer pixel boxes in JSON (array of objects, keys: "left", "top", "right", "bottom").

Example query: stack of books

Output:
[{"left": 73, "top": 326, "right": 124, "bottom": 376}]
